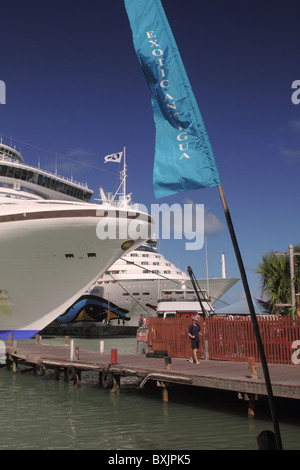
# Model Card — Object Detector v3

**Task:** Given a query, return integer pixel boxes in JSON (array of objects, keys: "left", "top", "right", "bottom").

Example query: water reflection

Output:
[{"left": 0, "top": 337, "right": 299, "bottom": 450}]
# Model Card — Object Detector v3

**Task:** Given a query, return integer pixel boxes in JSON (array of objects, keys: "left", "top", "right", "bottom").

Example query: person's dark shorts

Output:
[{"left": 191, "top": 339, "right": 199, "bottom": 349}]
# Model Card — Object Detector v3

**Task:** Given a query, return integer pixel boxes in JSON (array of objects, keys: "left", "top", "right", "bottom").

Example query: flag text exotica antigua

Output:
[{"left": 146, "top": 30, "right": 191, "bottom": 160}]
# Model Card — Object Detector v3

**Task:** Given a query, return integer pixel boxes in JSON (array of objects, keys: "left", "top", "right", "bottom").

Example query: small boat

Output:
[{"left": 156, "top": 286, "right": 214, "bottom": 319}]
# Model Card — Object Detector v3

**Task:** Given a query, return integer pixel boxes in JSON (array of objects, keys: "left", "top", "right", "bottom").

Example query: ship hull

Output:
[
  {"left": 59, "top": 276, "right": 239, "bottom": 326},
  {"left": 0, "top": 202, "right": 153, "bottom": 339}
]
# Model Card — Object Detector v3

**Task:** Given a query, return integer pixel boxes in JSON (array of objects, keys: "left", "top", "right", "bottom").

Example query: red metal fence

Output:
[{"left": 147, "top": 316, "right": 300, "bottom": 365}]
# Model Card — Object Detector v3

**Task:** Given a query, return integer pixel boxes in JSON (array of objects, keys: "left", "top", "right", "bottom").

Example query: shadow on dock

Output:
[{"left": 39, "top": 322, "right": 138, "bottom": 338}]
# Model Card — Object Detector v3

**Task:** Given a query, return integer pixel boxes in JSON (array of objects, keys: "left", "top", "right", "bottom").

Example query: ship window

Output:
[
  {"left": 122, "top": 293, "right": 129, "bottom": 296},
  {"left": 0, "top": 165, "right": 8, "bottom": 176},
  {"left": 7, "top": 166, "right": 14, "bottom": 177},
  {"left": 141, "top": 261, "right": 148, "bottom": 265},
  {"left": 87, "top": 252, "right": 96, "bottom": 258},
  {"left": 65, "top": 253, "right": 74, "bottom": 258},
  {"left": 132, "top": 293, "right": 139, "bottom": 296},
  {"left": 142, "top": 292, "right": 150, "bottom": 295},
  {"left": 13, "top": 168, "right": 22, "bottom": 179},
  {"left": 49, "top": 178, "right": 56, "bottom": 190}
]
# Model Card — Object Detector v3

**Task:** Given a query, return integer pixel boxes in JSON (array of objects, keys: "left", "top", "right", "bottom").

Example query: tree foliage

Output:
[{"left": 257, "top": 245, "right": 300, "bottom": 316}]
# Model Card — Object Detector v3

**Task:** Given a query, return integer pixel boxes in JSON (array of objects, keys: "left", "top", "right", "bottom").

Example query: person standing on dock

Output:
[{"left": 188, "top": 317, "right": 201, "bottom": 364}]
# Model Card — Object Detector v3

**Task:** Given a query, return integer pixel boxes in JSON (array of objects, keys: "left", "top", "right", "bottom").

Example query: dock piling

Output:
[
  {"left": 4, "top": 339, "right": 300, "bottom": 427},
  {"left": 12, "top": 359, "right": 18, "bottom": 373},
  {"left": 257, "top": 430, "right": 277, "bottom": 450},
  {"left": 157, "top": 381, "right": 168, "bottom": 403},
  {"left": 110, "top": 375, "right": 120, "bottom": 394}
]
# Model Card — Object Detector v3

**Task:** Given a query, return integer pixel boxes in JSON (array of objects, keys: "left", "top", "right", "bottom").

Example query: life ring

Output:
[{"left": 101, "top": 371, "right": 114, "bottom": 389}]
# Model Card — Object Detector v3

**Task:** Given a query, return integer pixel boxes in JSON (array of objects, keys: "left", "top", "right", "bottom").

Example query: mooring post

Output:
[
  {"left": 70, "top": 339, "right": 75, "bottom": 362},
  {"left": 203, "top": 340, "right": 209, "bottom": 360},
  {"left": 248, "top": 356, "right": 258, "bottom": 379},
  {"left": 165, "top": 357, "right": 172, "bottom": 370},
  {"left": 111, "top": 349, "right": 117, "bottom": 364},
  {"left": 75, "top": 346, "right": 79, "bottom": 360}
]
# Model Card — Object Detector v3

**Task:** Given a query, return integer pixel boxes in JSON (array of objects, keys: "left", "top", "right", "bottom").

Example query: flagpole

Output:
[
  {"left": 217, "top": 184, "right": 282, "bottom": 450},
  {"left": 123, "top": 145, "right": 126, "bottom": 199}
]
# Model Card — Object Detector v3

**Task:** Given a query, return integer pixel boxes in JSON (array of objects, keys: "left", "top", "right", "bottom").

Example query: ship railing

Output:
[{"left": 0, "top": 154, "right": 90, "bottom": 189}]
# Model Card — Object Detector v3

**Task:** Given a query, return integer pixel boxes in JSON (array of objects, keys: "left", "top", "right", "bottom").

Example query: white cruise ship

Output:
[
  {"left": 57, "top": 238, "right": 238, "bottom": 325},
  {"left": 0, "top": 141, "right": 153, "bottom": 339}
]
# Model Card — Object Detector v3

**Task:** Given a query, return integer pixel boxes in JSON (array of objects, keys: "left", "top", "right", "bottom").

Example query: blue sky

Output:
[{"left": 1, "top": 0, "right": 299, "bottom": 305}]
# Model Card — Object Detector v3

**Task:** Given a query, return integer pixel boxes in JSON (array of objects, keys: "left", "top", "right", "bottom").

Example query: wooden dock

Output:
[{"left": 3, "top": 338, "right": 300, "bottom": 414}]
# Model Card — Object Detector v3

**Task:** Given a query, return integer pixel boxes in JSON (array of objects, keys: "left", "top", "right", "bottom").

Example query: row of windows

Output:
[
  {"left": 142, "top": 270, "right": 172, "bottom": 274},
  {"left": 130, "top": 253, "right": 162, "bottom": 258},
  {"left": 106, "top": 269, "right": 174, "bottom": 275},
  {"left": 141, "top": 261, "right": 160, "bottom": 265},
  {"left": 0, "top": 146, "right": 23, "bottom": 162},
  {"left": 122, "top": 292, "right": 150, "bottom": 296},
  {"left": 0, "top": 163, "right": 92, "bottom": 201}
]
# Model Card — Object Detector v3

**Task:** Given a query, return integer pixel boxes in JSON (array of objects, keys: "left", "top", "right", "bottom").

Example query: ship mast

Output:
[
  {"left": 98, "top": 146, "right": 131, "bottom": 207},
  {"left": 120, "top": 145, "right": 127, "bottom": 203}
]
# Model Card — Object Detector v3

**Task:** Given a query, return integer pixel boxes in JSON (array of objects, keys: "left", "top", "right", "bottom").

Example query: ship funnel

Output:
[{"left": 221, "top": 253, "right": 226, "bottom": 279}]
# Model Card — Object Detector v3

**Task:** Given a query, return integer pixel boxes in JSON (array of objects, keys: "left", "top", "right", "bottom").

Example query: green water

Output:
[{"left": 0, "top": 337, "right": 299, "bottom": 450}]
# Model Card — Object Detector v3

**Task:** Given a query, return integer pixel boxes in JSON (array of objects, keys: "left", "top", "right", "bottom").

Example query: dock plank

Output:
[{"left": 4, "top": 341, "right": 300, "bottom": 400}]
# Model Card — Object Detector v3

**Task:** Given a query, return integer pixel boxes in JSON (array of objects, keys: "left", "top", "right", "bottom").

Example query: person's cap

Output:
[{"left": 192, "top": 316, "right": 198, "bottom": 321}]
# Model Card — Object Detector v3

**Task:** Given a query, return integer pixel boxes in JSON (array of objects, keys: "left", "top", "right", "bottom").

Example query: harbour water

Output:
[{"left": 1, "top": 336, "right": 300, "bottom": 450}]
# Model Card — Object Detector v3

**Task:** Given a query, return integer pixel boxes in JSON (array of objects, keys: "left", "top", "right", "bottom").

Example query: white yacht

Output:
[
  {"left": 156, "top": 287, "right": 215, "bottom": 319},
  {"left": 56, "top": 238, "right": 238, "bottom": 325},
  {"left": 0, "top": 142, "right": 153, "bottom": 339}
]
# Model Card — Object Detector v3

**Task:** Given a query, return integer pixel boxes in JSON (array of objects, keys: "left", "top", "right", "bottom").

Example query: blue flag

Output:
[{"left": 124, "top": 0, "right": 221, "bottom": 199}]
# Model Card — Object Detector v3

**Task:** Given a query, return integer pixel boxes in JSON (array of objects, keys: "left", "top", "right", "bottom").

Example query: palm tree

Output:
[{"left": 257, "top": 245, "right": 300, "bottom": 316}]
